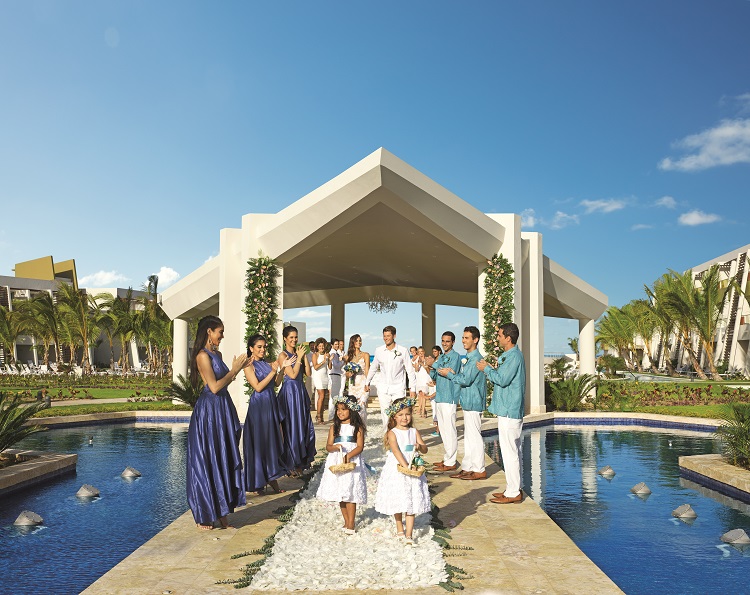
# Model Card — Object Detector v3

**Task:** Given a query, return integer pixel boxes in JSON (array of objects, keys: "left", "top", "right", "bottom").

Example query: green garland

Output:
[
  {"left": 243, "top": 254, "right": 281, "bottom": 360},
  {"left": 481, "top": 252, "right": 515, "bottom": 365}
]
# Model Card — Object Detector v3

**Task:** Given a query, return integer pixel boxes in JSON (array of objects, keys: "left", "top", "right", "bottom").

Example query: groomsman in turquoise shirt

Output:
[
  {"left": 427, "top": 331, "right": 461, "bottom": 472},
  {"left": 477, "top": 323, "right": 526, "bottom": 503},
  {"left": 438, "top": 326, "right": 487, "bottom": 481}
]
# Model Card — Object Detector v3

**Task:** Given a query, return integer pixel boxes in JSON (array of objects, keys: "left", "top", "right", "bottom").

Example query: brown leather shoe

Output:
[
  {"left": 434, "top": 463, "right": 458, "bottom": 472},
  {"left": 490, "top": 493, "right": 523, "bottom": 504},
  {"left": 449, "top": 470, "right": 471, "bottom": 479},
  {"left": 460, "top": 471, "right": 487, "bottom": 480}
]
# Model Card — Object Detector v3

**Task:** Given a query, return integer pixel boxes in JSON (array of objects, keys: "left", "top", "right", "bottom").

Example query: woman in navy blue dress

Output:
[
  {"left": 186, "top": 316, "right": 249, "bottom": 530},
  {"left": 242, "top": 334, "right": 294, "bottom": 494},
  {"left": 277, "top": 325, "right": 316, "bottom": 476}
]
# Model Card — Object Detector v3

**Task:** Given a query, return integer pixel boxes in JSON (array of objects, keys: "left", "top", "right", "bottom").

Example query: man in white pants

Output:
[
  {"left": 427, "top": 332, "right": 461, "bottom": 473},
  {"left": 439, "top": 326, "right": 487, "bottom": 481},
  {"left": 327, "top": 339, "right": 344, "bottom": 421},
  {"left": 478, "top": 323, "right": 526, "bottom": 503},
  {"left": 365, "top": 325, "right": 416, "bottom": 429}
]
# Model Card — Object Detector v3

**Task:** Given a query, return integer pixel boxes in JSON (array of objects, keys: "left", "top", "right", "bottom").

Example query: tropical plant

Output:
[
  {"left": 716, "top": 402, "right": 750, "bottom": 469},
  {"left": 567, "top": 337, "right": 579, "bottom": 357},
  {"left": 0, "top": 305, "right": 24, "bottom": 366},
  {"left": 596, "top": 354, "right": 626, "bottom": 378},
  {"left": 644, "top": 277, "right": 677, "bottom": 376},
  {"left": 98, "top": 288, "right": 136, "bottom": 372},
  {"left": 164, "top": 374, "right": 203, "bottom": 408},
  {"left": 244, "top": 254, "right": 282, "bottom": 360},
  {"left": 548, "top": 374, "right": 597, "bottom": 412},
  {"left": 0, "top": 390, "right": 47, "bottom": 455},
  {"left": 16, "top": 292, "right": 61, "bottom": 367},
  {"left": 481, "top": 252, "right": 515, "bottom": 366},
  {"left": 596, "top": 306, "right": 639, "bottom": 370},
  {"left": 55, "top": 281, "right": 100, "bottom": 373},
  {"left": 545, "top": 356, "right": 570, "bottom": 379}
]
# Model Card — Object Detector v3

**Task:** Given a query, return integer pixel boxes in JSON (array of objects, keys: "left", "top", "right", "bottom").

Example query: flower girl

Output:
[
  {"left": 374, "top": 398, "right": 430, "bottom": 545},
  {"left": 316, "top": 395, "right": 367, "bottom": 534}
]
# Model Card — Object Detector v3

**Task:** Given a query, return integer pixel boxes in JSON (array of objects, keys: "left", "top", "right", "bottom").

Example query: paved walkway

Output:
[{"left": 83, "top": 402, "right": 621, "bottom": 594}]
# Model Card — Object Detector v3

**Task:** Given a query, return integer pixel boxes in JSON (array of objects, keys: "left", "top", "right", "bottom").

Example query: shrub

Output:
[
  {"left": 0, "top": 390, "right": 47, "bottom": 454},
  {"left": 716, "top": 403, "right": 750, "bottom": 470},
  {"left": 164, "top": 374, "right": 203, "bottom": 408},
  {"left": 548, "top": 374, "right": 597, "bottom": 412}
]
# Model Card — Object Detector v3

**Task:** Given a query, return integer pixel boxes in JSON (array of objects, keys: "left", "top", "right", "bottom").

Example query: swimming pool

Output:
[
  {"left": 484, "top": 425, "right": 750, "bottom": 595},
  {"left": 0, "top": 423, "right": 189, "bottom": 595}
]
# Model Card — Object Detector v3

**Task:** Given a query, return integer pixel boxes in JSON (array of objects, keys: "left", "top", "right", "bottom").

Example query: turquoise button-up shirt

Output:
[
  {"left": 483, "top": 345, "right": 526, "bottom": 420},
  {"left": 428, "top": 349, "right": 461, "bottom": 405},
  {"left": 446, "top": 348, "right": 486, "bottom": 412}
]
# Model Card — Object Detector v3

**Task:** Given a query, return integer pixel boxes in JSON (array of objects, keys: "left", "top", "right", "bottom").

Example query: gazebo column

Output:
[
  {"left": 579, "top": 318, "right": 596, "bottom": 378},
  {"left": 331, "top": 300, "right": 345, "bottom": 342},
  {"left": 522, "top": 232, "right": 545, "bottom": 414},
  {"left": 421, "top": 301, "right": 435, "bottom": 351},
  {"left": 172, "top": 318, "right": 188, "bottom": 383}
]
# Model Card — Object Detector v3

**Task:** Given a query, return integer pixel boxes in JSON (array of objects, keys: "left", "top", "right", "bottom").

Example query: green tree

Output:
[
  {"left": 0, "top": 306, "right": 24, "bottom": 366},
  {"left": 644, "top": 276, "right": 678, "bottom": 376},
  {"left": 16, "top": 292, "right": 61, "bottom": 367},
  {"left": 0, "top": 391, "right": 47, "bottom": 454},
  {"left": 98, "top": 289, "right": 136, "bottom": 372},
  {"left": 56, "top": 281, "right": 100, "bottom": 374}
]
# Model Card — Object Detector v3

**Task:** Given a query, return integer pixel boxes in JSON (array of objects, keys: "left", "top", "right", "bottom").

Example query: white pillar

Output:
[
  {"left": 172, "top": 318, "right": 189, "bottom": 383},
  {"left": 522, "top": 233, "right": 545, "bottom": 414},
  {"left": 331, "top": 300, "right": 345, "bottom": 342},
  {"left": 421, "top": 301, "right": 436, "bottom": 350},
  {"left": 579, "top": 318, "right": 596, "bottom": 377}
]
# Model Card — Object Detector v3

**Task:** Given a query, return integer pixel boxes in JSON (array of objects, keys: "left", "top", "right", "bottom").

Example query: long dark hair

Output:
[
  {"left": 190, "top": 315, "right": 223, "bottom": 389},
  {"left": 346, "top": 334, "right": 361, "bottom": 363},
  {"left": 282, "top": 325, "right": 298, "bottom": 353},
  {"left": 332, "top": 399, "right": 366, "bottom": 440}
]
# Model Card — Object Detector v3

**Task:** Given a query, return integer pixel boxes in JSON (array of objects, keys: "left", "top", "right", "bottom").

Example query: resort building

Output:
[
  {"left": 661, "top": 244, "right": 750, "bottom": 376},
  {"left": 161, "top": 148, "right": 608, "bottom": 419},
  {"left": 0, "top": 256, "right": 149, "bottom": 370}
]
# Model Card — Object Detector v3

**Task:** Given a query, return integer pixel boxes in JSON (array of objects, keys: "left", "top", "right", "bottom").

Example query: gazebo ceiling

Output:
[{"left": 282, "top": 199, "right": 480, "bottom": 294}]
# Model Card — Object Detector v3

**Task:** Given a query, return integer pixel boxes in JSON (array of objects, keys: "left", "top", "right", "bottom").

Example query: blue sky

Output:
[{"left": 2, "top": 1, "right": 749, "bottom": 352}]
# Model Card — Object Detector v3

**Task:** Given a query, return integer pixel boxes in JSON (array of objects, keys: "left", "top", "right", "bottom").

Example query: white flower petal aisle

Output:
[{"left": 248, "top": 417, "right": 448, "bottom": 591}]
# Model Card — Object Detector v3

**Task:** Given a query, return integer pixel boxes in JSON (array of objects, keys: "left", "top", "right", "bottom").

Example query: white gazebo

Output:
[{"left": 161, "top": 148, "right": 607, "bottom": 419}]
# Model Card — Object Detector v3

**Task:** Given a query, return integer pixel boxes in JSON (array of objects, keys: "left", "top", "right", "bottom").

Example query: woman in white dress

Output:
[
  {"left": 316, "top": 395, "right": 367, "bottom": 534},
  {"left": 374, "top": 398, "right": 430, "bottom": 545},
  {"left": 311, "top": 337, "right": 330, "bottom": 424},
  {"left": 413, "top": 346, "right": 433, "bottom": 418},
  {"left": 343, "top": 334, "right": 370, "bottom": 422}
]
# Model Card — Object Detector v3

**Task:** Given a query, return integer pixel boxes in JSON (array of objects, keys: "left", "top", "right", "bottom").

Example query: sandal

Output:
[
  {"left": 269, "top": 480, "right": 286, "bottom": 494},
  {"left": 395, "top": 531, "right": 405, "bottom": 540},
  {"left": 404, "top": 536, "right": 415, "bottom": 546}
]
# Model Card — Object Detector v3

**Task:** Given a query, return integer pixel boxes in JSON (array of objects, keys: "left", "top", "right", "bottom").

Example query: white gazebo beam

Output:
[{"left": 284, "top": 286, "right": 477, "bottom": 309}]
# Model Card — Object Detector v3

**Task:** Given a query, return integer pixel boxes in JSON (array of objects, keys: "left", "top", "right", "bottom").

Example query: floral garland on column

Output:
[
  {"left": 482, "top": 253, "right": 514, "bottom": 413},
  {"left": 482, "top": 253, "right": 515, "bottom": 365},
  {"left": 243, "top": 254, "right": 281, "bottom": 360}
]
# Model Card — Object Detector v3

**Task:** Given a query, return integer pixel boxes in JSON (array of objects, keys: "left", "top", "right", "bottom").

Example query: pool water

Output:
[
  {"left": 485, "top": 426, "right": 750, "bottom": 595},
  {"left": 0, "top": 424, "right": 188, "bottom": 595}
]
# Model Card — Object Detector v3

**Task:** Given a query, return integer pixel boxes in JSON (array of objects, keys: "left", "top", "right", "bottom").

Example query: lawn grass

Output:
[{"left": 33, "top": 401, "right": 191, "bottom": 417}]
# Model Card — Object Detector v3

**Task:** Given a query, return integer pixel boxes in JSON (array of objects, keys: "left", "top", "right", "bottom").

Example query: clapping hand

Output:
[
  {"left": 283, "top": 355, "right": 297, "bottom": 368},
  {"left": 231, "top": 354, "right": 249, "bottom": 374},
  {"left": 476, "top": 359, "right": 489, "bottom": 371},
  {"left": 437, "top": 367, "right": 453, "bottom": 377}
]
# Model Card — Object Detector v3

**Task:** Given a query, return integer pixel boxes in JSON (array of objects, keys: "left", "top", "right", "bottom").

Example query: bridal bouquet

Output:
[{"left": 342, "top": 362, "right": 361, "bottom": 375}]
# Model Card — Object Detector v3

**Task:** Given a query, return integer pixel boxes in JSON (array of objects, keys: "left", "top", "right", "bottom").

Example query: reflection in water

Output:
[{"left": 484, "top": 426, "right": 750, "bottom": 595}]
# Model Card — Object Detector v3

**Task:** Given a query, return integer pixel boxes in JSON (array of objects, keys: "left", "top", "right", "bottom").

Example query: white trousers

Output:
[
  {"left": 434, "top": 402, "right": 457, "bottom": 466},
  {"left": 327, "top": 375, "right": 343, "bottom": 420},
  {"left": 377, "top": 384, "right": 405, "bottom": 428},
  {"left": 497, "top": 416, "right": 523, "bottom": 497},
  {"left": 461, "top": 410, "right": 485, "bottom": 473}
]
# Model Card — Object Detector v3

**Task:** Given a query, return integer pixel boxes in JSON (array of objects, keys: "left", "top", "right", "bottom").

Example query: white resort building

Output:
[{"left": 161, "top": 148, "right": 608, "bottom": 418}]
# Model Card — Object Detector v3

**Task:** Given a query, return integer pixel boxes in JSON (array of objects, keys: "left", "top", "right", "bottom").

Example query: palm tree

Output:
[
  {"left": 0, "top": 306, "right": 24, "bottom": 366},
  {"left": 55, "top": 282, "right": 99, "bottom": 374},
  {"left": 596, "top": 306, "right": 639, "bottom": 371},
  {"left": 661, "top": 266, "right": 729, "bottom": 380},
  {"left": 644, "top": 276, "right": 677, "bottom": 376},
  {"left": 625, "top": 299, "right": 660, "bottom": 372},
  {"left": 16, "top": 292, "right": 61, "bottom": 367},
  {"left": 0, "top": 391, "right": 47, "bottom": 455},
  {"left": 98, "top": 289, "right": 136, "bottom": 372}
]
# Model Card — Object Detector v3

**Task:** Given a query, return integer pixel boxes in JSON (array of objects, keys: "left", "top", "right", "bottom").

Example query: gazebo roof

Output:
[{"left": 161, "top": 148, "right": 607, "bottom": 321}]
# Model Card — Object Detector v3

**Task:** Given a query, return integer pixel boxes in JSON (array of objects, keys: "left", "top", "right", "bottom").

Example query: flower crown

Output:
[
  {"left": 333, "top": 394, "right": 362, "bottom": 413},
  {"left": 385, "top": 398, "right": 416, "bottom": 418}
]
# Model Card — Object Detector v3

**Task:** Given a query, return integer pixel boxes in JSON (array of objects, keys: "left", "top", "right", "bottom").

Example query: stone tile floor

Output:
[{"left": 83, "top": 403, "right": 622, "bottom": 594}]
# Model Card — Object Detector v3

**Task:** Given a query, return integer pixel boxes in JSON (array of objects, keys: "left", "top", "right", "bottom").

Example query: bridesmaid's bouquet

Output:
[{"left": 342, "top": 362, "right": 361, "bottom": 375}]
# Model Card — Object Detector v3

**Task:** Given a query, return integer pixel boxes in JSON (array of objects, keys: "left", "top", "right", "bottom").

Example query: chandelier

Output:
[{"left": 367, "top": 291, "right": 397, "bottom": 314}]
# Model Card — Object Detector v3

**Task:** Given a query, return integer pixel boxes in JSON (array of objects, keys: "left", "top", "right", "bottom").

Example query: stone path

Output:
[{"left": 83, "top": 402, "right": 622, "bottom": 594}]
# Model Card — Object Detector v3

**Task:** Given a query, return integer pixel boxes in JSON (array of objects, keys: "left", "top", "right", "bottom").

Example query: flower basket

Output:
[
  {"left": 397, "top": 464, "right": 425, "bottom": 477},
  {"left": 329, "top": 450, "right": 356, "bottom": 474}
]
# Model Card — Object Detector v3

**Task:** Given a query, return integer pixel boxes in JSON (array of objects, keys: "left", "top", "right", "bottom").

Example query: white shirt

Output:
[{"left": 366, "top": 343, "right": 417, "bottom": 389}]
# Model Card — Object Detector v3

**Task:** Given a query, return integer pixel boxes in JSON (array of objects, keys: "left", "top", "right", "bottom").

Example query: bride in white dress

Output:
[{"left": 343, "top": 334, "right": 370, "bottom": 422}]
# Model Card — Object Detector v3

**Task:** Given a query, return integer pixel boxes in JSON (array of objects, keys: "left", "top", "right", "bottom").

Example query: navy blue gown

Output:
[
  {"left": 186, "top": 349, "right": 246, "bottom": 525},
  {"left": 278, "top": 350, "right": 317, "bottom": 470},
  {"left": 243, "top": 359, "right": 289, "bottom": 491}
]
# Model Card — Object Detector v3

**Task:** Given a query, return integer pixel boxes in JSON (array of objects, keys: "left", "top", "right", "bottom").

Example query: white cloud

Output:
[
  {"left": 79, "top": 270, "right": 130, "bottom": 287},
  {"left": 678, "top": 210, "right": 721, "bottom": 226},
  {"left": 655, "top": 195, "right": 676, "bottom": 209},
  {"left": 153, "top": 266, "right": 180, "bottom": 289},
  {"left": 631, "top": 224, "right": 653, "bottom": 231},
  {"left": 520, "top": 208, "right": 536, "bottom": 228},
  {"left": 296, "top": 308, "right": 331, "bottom": 319},
  {"left": 580, "top": 199, "right": 626, "bottom": 214},
  {"left": 448, "top": 322, "right": 460, "bottom": 328},
  {"left": 549, "top": 211, "right": 579, "bottom": 230},
  {"left": 204, "top": 253, "right": 217, "bottom": 264},
  {"left": 659, "top": 118, "right": 750, "bottom": 171},
  {"left": 306, "top": 326, "right": 329, "bottom": 338}
]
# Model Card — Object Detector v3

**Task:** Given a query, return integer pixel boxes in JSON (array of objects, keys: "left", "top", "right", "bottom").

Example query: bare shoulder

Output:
[
  {"left": 196, "top": 350, "right": 210, "bottom": 363},
  {"left": 361, "top": 351, "right": 370, "bottom": 361}
]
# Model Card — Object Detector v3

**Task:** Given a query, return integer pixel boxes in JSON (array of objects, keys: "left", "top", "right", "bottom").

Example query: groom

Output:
[{"left": 365, "top": 325, "right": 416, "bottom": 428}]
